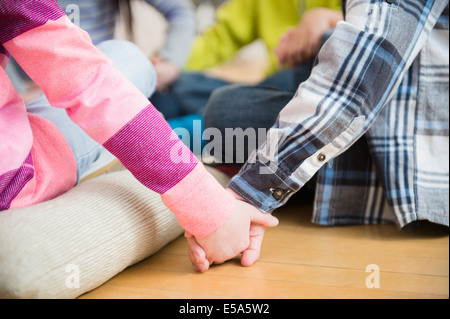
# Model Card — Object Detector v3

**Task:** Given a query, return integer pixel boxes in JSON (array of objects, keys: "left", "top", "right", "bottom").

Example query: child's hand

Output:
[
  {"left": 274, "top": 8, "right": 343, "bottom": 67},
  {"left": 150, "top": 56, "right": 180, "bottom": 92},
  {"left": 185, "top": 189, "right": 279, "bottom": 272}
]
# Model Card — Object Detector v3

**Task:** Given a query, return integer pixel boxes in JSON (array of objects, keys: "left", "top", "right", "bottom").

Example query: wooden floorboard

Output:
[{"left": 79, "top": 199, "right": 449, "bottom": 299}]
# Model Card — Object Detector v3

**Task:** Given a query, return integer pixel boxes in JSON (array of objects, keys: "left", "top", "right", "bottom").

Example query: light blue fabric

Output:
[{"left": 57, "top": 0, "right": 196, "bottom": 67}]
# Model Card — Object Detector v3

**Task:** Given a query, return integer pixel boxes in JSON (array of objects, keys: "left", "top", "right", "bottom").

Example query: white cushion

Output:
[{"left": 0, "top": 169, "right": 185, "bottom": 299}]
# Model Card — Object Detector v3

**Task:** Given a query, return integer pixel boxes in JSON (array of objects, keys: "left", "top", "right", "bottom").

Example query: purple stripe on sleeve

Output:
[
  {"left": 0, "top": 153, "right": 34, "bottom": 211},
  {"left": 0, "top": 0, "right": 65, "bottom": 44},
  {"left": 103, "top": 104, "right": 198, "bottom": 194},
  {"left": 0, "top": 44, "right": 8, "bottom": 57}
]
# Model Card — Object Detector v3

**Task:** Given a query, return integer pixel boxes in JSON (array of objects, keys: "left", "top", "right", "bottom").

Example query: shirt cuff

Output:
[
  {"left": 229, "top": 116, "right": 366, "bottom": 213},
  {"left": 228, "top": 160, "right": 301, "bottom": 213}
]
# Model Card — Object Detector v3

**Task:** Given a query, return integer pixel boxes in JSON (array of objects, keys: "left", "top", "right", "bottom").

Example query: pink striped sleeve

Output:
[
  {"left": 161, "top": 163, "right": 236, "bottom": 238},
  {"left": 103, "top": 105, "right": 199, "bottom": 194},
  {"left": 4, "top": 16, "right": 149, "bottom": 143},
  {"left": 103, "top": 105, "right": 236, "bottom": 238}
]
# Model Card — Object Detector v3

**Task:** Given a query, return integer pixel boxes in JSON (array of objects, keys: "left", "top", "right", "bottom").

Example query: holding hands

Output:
[
  {"left": 185, "top": 189, "right": 279, "bottom": 272},
  {"left": 180, "top": 8, "right": 343, "bottom": 274}
]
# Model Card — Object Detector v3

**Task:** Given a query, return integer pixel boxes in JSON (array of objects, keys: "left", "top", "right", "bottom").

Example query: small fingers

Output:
[
  {"left": 186, "top": 236, "right": 210, "bottom": 272},
  {"left": 241, "top": 225, "right": 266, "bottom": 267}
]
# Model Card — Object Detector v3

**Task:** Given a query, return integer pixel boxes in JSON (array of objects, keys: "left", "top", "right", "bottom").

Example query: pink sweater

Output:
[{"left": 0, "top": 0, "right": 235, "bottom": 238}]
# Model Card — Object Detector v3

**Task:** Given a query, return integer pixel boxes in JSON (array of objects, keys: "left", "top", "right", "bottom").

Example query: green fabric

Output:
[{"left": 185, "top": 0, "right": 341, "bottom": 75}]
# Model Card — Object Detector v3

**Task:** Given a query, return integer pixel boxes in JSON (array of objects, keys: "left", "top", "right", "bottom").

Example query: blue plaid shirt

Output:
[{"left": 229, "top": 0, "right": 449, "bottom": 228}]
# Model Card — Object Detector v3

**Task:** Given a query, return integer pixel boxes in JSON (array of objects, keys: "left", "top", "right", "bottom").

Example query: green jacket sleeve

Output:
[{"left": 185, "top": 0, "right": 257, "bottom": 71}]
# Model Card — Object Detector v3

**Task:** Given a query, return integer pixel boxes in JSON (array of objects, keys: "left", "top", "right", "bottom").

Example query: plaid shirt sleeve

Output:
[{"left": 228, "top": 0, "right": 449, "bottom": 227}]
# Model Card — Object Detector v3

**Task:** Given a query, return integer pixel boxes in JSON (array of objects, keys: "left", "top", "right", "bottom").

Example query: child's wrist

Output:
[
  {"left": 226, "top": 188, "right": 245, "bottom": 201},
  {"left": 162, "top": 163, "right": 236, "bottom": 239}
]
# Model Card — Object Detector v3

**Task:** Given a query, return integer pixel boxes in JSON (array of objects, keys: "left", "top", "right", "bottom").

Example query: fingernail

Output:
[
  {"left": 195, "top": 253, "right": 203, "bottom": 264},
  {"left": 196, "top": 263, "right": 206, "bottom": 273}
]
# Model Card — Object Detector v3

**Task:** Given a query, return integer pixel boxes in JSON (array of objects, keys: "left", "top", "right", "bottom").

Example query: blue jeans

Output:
[
  {"left": 26, "top": 40, "right": 156, "bottom": 183},
  {"left": 150, "top": 73, "right": 228, "bottom": 119},
  {"left": 150, "top": 61, "right": 313, "bottom": 120},
  {"left": 151, "top": 61, "right": 314, "bottom": 157},
  {"left": 202, "top": 60, "right": 315, "bottom": 165},
  {"left": 203, "top": 85, "right": 296, "bottom": 165}
]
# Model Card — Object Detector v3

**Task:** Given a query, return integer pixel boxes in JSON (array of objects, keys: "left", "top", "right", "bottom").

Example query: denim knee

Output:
[
  {"left": 97, "top": 40, "right": 157, "bottom": 98},
  {"left": 203, "top": 84, "right": 243, "bottom": 132}
]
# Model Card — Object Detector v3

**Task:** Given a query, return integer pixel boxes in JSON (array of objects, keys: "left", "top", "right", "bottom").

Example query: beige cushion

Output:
[{"left": 0, "top": 168, "right": 229, "bottom": 299}]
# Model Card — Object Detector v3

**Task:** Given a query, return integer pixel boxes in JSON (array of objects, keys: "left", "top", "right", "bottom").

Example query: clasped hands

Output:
[
  {"left": 184, "top": 9, "right": 343, "bottom": 271},
  {"left": 185, "top": 189, "right": 279, "bottom": 272}
]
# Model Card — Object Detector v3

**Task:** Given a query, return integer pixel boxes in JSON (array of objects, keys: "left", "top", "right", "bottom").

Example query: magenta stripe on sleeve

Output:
[
  {"left": 0, "top": 153, "right": 34, "bottom": 211},
  {"left": 0, "top": 0, "right": 65, "bottom": 44},
  {"left": 103, "top": 104, "right": 199, "bottom": 194},
  {"left": 0, "top": 45, "right": 8, "bottom": 68},
  {"left": 0, "top": 44, "right": 8, "bottom": 57}
]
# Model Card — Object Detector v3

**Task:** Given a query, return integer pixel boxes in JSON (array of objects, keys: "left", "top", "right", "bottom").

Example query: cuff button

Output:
[
  {"left": 272, "top": 188, "right": 285, "bottom": 201},
  {"left": 318, "top": 153, "right": 327, "bottom": 162}
]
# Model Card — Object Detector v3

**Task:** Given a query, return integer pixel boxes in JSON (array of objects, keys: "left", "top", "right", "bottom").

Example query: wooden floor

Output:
[{"left": 79, "top": 197, "right": 449, "bottom": 299}]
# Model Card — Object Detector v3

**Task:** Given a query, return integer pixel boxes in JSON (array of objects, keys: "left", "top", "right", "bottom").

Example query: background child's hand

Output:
[
  {"left": 185, "top": 189, "right": 279, "bottom": 272},
  {"left": 150, "top": 55, "right": 181, "bottom": 92},
  {"left": 274, "top": 8, "right": 343, "bottom": 67}
]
